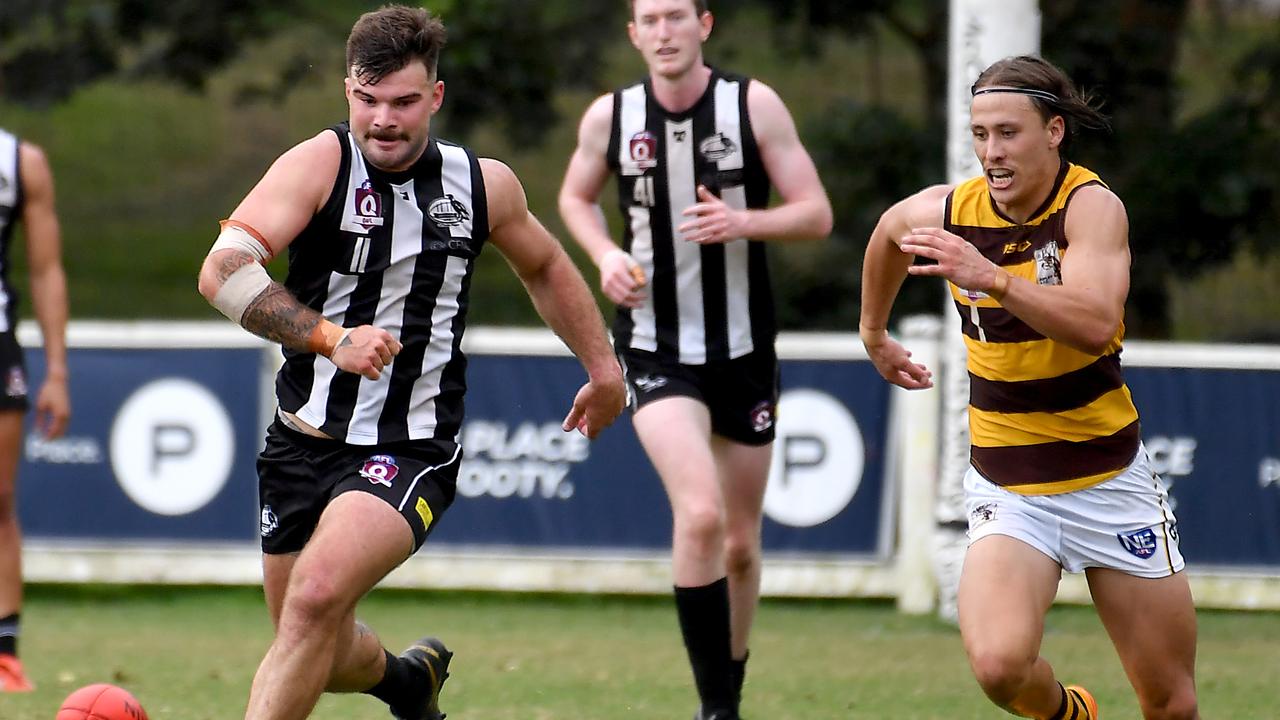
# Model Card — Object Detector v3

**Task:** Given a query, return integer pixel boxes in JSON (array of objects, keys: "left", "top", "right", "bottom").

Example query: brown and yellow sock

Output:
[{"left": 1047, "top": 683, "right": 1097, "bottom": 720}]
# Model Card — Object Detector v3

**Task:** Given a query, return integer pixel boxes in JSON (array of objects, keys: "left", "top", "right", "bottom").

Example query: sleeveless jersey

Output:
[
  {"left": 0, "top": 130, "right": 22, "bottom": 333},
  {"left": 276, "top": 123, "right": 489, "bottom": 446},
  {"left": 606, "top": 68, "right": 773, "bottom": 364},
  {"left": 944, "top": 162, "right": 1140, "bottom": 495}
]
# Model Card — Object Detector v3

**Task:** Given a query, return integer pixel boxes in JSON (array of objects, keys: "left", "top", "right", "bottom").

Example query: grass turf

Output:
[{"left": 2, "top": 584, "right": 1274, "bottom": 719}]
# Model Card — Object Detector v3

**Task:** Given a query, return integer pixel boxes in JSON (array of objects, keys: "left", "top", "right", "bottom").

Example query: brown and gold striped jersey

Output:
[{"left": 944, "top": 162, "right": 1139, "bottom": 495}]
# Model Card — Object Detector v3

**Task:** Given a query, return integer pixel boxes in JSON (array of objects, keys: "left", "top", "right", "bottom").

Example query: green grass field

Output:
[{"left": 3, "top": 585, "right": 1276, "bottom": 719}]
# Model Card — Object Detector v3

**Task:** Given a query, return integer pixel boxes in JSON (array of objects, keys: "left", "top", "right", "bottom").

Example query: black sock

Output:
[
  {"left": 674, "top": 579, "right": 735, "bottom": 716},
  {"left": 0, "top": 613, "right": 18, "bottom": 657},
  {"left": 731, "top": 650, "right": 749, "bottom": 703},
  {"left": 364, "top": 649, "right": 417, "bottom": 712}
]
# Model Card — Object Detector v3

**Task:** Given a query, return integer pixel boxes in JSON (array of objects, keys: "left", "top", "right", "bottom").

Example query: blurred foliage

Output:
[
  {"left": 759, "top": 0, "right": 1280, "bottom": 338},
  {"left": 0, "top": 0, "right": 620, "bottom": 143},
  {"left": 0, "top": 0, "right": 289, "bottom": 103},
  {"left": 0, "top": 1, "right": 1277, "bottom": 340}
]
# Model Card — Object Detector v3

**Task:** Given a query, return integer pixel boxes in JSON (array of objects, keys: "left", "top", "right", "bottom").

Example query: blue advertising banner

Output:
[
  {"left": 1126, "top": 366, "right": 1280, "bottom": 569},
  {"left": 18, "top": 344, "right": 893, "bottom": 557},
  {"left": 19, "top": 347, "right": 263, "bottom": 543},
  {"left": 433, "top": 355, "right": 893, "bottom": 557},
  {"left": 17, "top": 336, "right": 1280, "bottom": 575}
]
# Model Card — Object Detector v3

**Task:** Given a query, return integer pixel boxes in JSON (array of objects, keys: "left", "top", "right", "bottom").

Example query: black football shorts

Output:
[
  {"left": 256, "top": 419, "right": 460, "bottom": 555},
  {"left": 618, "top": 347, "right": 779, "bottom": 446},
  {"left": 0, "top": 332, "right": 29, "bottom": 412}
]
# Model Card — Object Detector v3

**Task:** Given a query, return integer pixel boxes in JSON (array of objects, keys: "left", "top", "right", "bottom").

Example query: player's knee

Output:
[
  {"left": 967, "top": 649, "right": 1034, "bottom": 706},
  {"left": 674, "top": 502, "right": 725, "bottom": 548},
  {"left": 281, "top": 570, "right": 348, "bottom": 629},
  {"left": 723, "top": 534, "right": 760, "bottom": 577},
  {"left": 0, "top": 490, "right": 16, "bottom": 524},
  {"left": 1138, "top": 686, "right": 1199, "bottom": 720}
]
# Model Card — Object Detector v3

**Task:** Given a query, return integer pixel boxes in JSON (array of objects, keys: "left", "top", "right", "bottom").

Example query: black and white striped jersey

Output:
[
  {"left": 0, "top": 129, "right": 22, "bottom": 334},
  {"left": 606, "top": 68, "right": 773, "bottom": 365},
  {"left": 276, "top": 122, "right": 489, "bottom": 446}
]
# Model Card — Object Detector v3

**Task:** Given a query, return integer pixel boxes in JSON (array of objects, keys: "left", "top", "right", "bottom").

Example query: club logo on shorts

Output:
[
  {"left": 632, "top": 374, "right": 668, "bottom": 393},
  {"left": 969, "top": 502, "right": 998, "bottom": 529},
  {"left": 360, "top": 454, "right": 400, "bottom": 487},
  {"left": 260, "top": 505, "right": 279, "bottom": 538},
  {"left": 1118, "top": 527, "right": 1159, "bottom": 559},
  {"left": 629, "top": 131, "right": 658, "bottom": 169},
  {"left": 354, "top": 180, "right": 384, "bottom": 228},
  {"left": 749, "top": 401, "right": 775, "bottom": 433},
  {"left": 5, "top": 366, "right": 26, "bottom": 398}
]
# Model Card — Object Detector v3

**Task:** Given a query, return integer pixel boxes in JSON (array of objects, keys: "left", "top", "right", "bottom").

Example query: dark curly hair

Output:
[{"left": 346, "top": 5, "right": 446, "bottom": 85}]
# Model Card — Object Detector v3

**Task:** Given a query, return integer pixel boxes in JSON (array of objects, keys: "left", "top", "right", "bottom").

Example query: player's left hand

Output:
[
  {"left": 678, "top": 185, "right": 746, "bottom": 244},
  {"left": 901, "top": 227, "right": 1001, "bottom": 293},
  {"left": 34, "top": 375, "right": 70, "bottom": 439},
  {"left": 561, "top": 370, "right": 627, "bottom": 439}
]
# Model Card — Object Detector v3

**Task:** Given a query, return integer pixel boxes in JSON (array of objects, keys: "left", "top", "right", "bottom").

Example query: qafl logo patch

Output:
[
  {"left": 5, "top": 366, "right": 26, "bottom": 398},
  {"left": 749, "top": 401, "right": 775, "bottom": 433},
  {"left": 428, "top": 194, "right": 470, "bottom": 227},
  {"left": 629, "top": 131, "right": 658, "bottom": 169},
  {"left": 354, "top": 180, "right": 384, "bottom": 228},
  {"left": 360, "top": 454, "right": 400, "bottom": 487}
]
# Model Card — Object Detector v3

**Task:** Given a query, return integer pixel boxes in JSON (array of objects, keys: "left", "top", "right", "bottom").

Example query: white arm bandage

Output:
[
  {"left": 211, "top": 261, "right": 273, "bottom": 323},
  {"left": 211, "top": 222, "right": 273, "bottom": 263}
]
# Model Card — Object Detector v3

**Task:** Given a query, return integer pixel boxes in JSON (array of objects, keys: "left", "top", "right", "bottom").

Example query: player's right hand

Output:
[
  {"left": 862, "top": 332, "right": 933, "bottom": 390},
  {"left": 331, "top": 325, "right": 402, "bottom": 380},
  {"left": 561, "top": 369, "right": 627, "bottom": 440},
  {"left": 599, "top": 249, "right": 647, "bottom": 309}
]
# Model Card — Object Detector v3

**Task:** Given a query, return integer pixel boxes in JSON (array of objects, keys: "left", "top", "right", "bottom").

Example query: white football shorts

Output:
[{"left": 964, "top": 443, "right": 1185, "bottom": 577}]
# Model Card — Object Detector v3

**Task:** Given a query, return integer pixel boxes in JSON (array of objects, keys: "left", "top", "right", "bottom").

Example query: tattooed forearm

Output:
[{"left": 241, "top": 283, "right": 324, "bottom": 351}]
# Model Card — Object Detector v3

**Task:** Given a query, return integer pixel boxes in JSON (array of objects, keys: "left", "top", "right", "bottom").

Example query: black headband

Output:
[{"left": 972, "top": 85, "right": 1060, "bottom": 103}]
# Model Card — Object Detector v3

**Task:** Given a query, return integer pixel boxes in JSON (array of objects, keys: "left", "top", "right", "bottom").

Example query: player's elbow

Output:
[
  {"left": 196, "top": 259, "right": 222, "bottom": 305},
  {"left": 557, "top": 189, "right": 588, "bottom": 223},
  {"left": 812, "top": 199, "right": 834, "bottom": 238},
  {"left": 1076, "top": 320, "right": 1121, "bottom": 357}
]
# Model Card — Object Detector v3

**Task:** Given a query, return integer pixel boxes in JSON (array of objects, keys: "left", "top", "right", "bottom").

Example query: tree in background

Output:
[
  {"left": 0, "top": 0, "right": 618, "bottom": 144},
  {"left": 1046, "top": 0, "right": 1280, "bottom": 338},
  {"left": 761, "top": 0, "right": 1280, "bottom": 338},
  {"left": 0, "top": 0, "right": 1277, "bottom": 336}
]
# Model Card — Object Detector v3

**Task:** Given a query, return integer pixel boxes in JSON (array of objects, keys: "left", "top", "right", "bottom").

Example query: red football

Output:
[{"left": 56, "top": 683, "right": 149, "bottom": 720}]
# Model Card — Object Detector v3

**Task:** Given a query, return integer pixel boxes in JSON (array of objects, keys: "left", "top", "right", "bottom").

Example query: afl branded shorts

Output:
[
  {"left": 964, "top": 443, "right": 1184, "bottom": 578},
  {"left": 0, "top": 332, "right": 29, "bottom": 412},
  {"left": 619, "top": 347, "right": 779, "bottom": 446},
  {"left": 256, "top": 419, "right": 460, "bottom": 555}
]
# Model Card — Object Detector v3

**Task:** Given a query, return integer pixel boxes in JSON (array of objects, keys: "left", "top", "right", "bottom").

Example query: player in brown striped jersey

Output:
[{"left": 860, "top": 56, "right": 1199, "bottom": 720}]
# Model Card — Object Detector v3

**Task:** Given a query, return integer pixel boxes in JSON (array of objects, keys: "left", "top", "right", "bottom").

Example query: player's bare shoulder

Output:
[
  {"left": 575, "top": 93, "right": 614, "bottom": 152},
  {"left": 1065, "top": 182, "right": 1129, "bottom": 250},
  {"left": 744, "top": 79, "right": 796, "bottom": 143},
  {"left": 881, "top": 184, "right": 952, "bottom": 246},
  {"left": 479, "top": 157, "right": 527, "bottom": 230},
  {"left": 280, "top": 130, "right": 343, "bottom": 178},
  {"left": 16, "top": 141, "right": 53, "bottom": 190}
]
